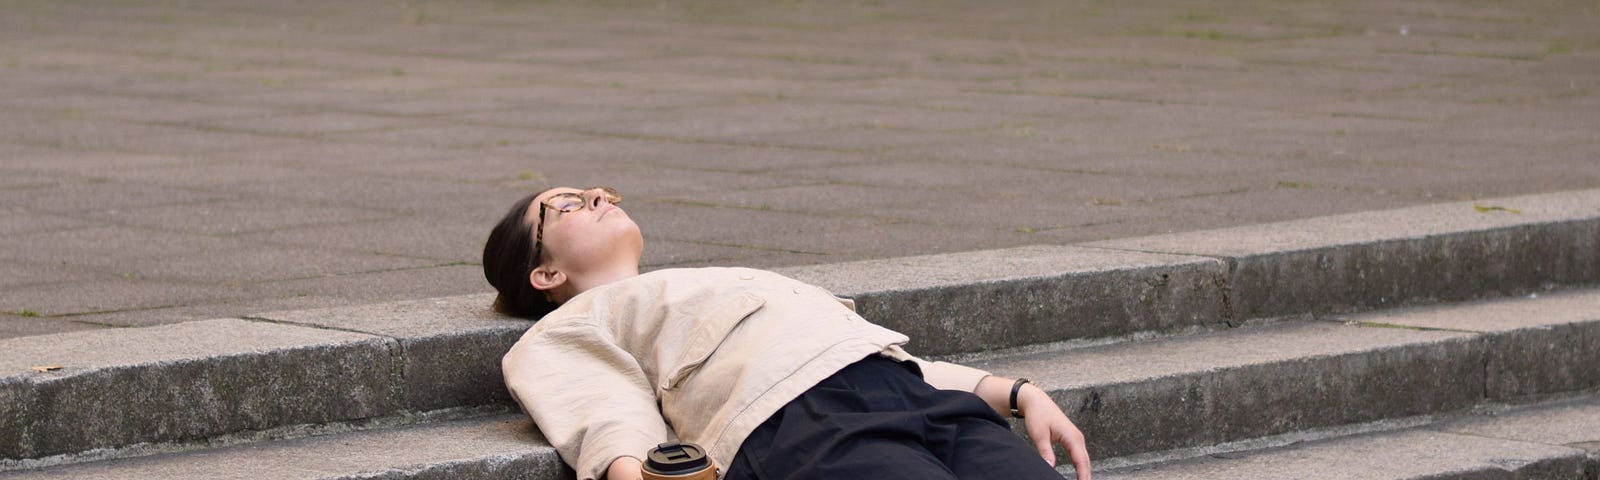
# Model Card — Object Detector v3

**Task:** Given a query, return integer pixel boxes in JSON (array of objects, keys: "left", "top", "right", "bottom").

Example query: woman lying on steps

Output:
[{"left": 484, "top": 186, "right": 1091, "bottom": 480}]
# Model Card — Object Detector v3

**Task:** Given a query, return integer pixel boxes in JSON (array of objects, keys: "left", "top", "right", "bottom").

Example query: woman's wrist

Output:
[
  {"left": 973, "top": 375, "right": 1055, "bottom": 418},
  {"left": 1008, "top": 378, "right": 1031, "bottom": 418},
  {"left": 1015, "top": 383, "right": 1052, "bottom": 414}
]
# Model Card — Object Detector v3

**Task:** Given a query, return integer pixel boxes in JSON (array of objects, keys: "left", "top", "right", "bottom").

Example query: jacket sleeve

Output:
[
  {"left": 502, "top": 323, "right": 670, "bottom": 480},
  {"left": 879, "top": 345, "right": 993, "bottom": 392}
]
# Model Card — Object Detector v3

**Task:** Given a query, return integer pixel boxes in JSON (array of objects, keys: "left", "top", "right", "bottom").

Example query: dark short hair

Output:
[{"left": 482, "top": 189, "right": 559, "bottom": 320}]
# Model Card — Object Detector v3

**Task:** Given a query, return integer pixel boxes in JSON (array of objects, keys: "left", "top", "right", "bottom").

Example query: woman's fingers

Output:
[
  {"left": 1016, "top": 385, "right": 1090, "bottom": 478},
  {"left": 1033, "top": 432, "right": 1057, "bottom": 467},
  {"left": 1058, "top": 427, "right": 1091, "bottom": 480}
]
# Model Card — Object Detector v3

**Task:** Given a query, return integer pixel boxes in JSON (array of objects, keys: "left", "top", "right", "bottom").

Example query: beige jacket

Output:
[{"left": 501, "top": 267, "right": 992, "bottom": 480}]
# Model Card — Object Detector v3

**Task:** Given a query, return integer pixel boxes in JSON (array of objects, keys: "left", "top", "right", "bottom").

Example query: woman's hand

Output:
[
  {"left": 606, "top": 456, "right": 643, "bottom": 480},
  {"left": 975, "top": 376, "right": 1091, "bottom": 480},
  {"left": 1016, "top": 384, "right": 1091, "bottom": 480}
]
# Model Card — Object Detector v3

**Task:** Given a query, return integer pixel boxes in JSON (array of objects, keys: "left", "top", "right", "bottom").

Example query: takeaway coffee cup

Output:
[{"left": 641, "top": 442, "right": 716, "bottom": 480}]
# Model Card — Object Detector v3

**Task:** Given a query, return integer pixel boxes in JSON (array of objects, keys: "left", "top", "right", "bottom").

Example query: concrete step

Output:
[
  {"left": 2, "top": 189, "right": 1596, "bottom": 467},
  {"left": 967, "top": 287, "right": 1600, "bottom": 462},
  {"left": 0, "top": 414, "right": 567, "bottom": 480},
  {"left": 6, "top": 288, "right": 1593, "bottom": 480},
  {"left": 6, "top": 396, "right": 1594, "bottom": 480},
  {"left": 8, "top": 286, "right": 1597, "bottom": 476},
  {"left": 1097, "top": 394, "right": 1600, "bottom": 480},
  {"left": 788, "top": 188, "right": 1600, "bottom": 356},
  {"left": 0, "top": 297, "right": 527, "bottom": 464}
]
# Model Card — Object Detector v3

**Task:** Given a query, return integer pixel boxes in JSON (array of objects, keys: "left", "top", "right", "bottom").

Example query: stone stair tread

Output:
[
  {"left": 1439, "top": 395, "right": 1600, "bottom": 449},
  {"left": 0, "top": 318, "right": 385, "bottom": 373},
  {"left": 0, "top": 414, "right": 564, "bottom": 480},
  {"left": 968, "top": 319, "right": 1469, "bottom": 389},
  {"left": 1099, "top": 395, "right": 1600, "bottom": 480},
  {"left": 1347, "top": 288, "right": 1600, "bottom": 332},
  {"left": 1101, "top": 429, "right": 1588, "bottom": 480}
]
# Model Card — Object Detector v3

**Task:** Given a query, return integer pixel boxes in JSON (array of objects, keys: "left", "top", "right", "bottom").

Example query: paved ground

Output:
[{"left": 1, "top": 0, "right": 1596, "bottom": 338}]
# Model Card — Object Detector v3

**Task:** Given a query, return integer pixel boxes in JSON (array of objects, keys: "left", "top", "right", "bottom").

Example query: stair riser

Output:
[
  {"left": 1050, "top": 339, "right": 1485, "bottom": 460},
  {"left": 1223, "top": 221, "right": 1600, "bottom": 322},
  {"left": 1487, "top": 321, "right": 1600, "bottom": 400},
  {"left": 850, "top": 259, "right": 1228, "bottom": 357},
  {"left": 1, "top": 342, "right": 396, "bottom": 461},
  {"left": 1037, "top": 317, "right": 1600, "bottom": 463},
  {"left": 397, "top": 328, "right": 523, "bottom": 412}
]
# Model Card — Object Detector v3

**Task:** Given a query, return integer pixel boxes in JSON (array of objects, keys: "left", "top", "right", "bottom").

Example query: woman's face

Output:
[{"left": 526, "top": 186, "right": 643, "bottom": 274}]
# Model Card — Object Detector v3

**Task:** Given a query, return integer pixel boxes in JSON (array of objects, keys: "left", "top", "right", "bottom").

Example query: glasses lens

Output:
[{"left": 547, "top": 193, "right": 585, "bottom": 212}]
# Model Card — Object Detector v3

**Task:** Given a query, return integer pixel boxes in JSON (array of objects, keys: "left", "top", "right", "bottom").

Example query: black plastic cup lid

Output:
[{"left": 644, "top": 442, "right": 710, "bottom": 475}]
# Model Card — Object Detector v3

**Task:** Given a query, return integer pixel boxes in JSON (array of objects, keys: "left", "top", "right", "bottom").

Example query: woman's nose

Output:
[{"left": 584, "top": 188, "right": 610, "bottom": 209}]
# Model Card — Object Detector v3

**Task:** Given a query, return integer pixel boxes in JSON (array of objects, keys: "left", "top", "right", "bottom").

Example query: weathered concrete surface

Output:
[
  {"left": 1087, "top": 189, "right": 1600, "bottom": 321},
  {"left": 1099, "top": 394, "right": 1600, "bottom": 480},
  {"left": 252, "top": 293, "right": 532, "bottom": 412},
  {"left": 0, "top": 414, "right": 569, "bottom": 480},
  {"left": 0, "top": 319, "right": 395, "bottom": 462},
  {"left": 5, "top": 285, "right": 1599, "bottom": 475},
  {"left": 969, "top": 286, "right": 1600, "bottom": 463},
  {"left": 1096, "top": 429, "right": 1591, "bottom": 480},
  {"left": 778, "top": 245, "right": 1228, "bottom": 356},
  {"left": 1439, "top": 396, "right": 1600, "bottom": 456},
  {"left": 966, "top": 321, "right": 1483, "bottom": 460},
  {"left": 1439, "top": 395, "right": 1600, "bottom": 479},
  {"left": 4, "top": 0, "right": 1599, "bottom": 337},
  {"left": 1353, "top": 289, "right": 1600, "bottom": 400}
]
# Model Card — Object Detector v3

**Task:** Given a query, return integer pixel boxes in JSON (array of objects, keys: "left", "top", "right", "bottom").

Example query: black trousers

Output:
[{"left": 724, "top": 356, "right": 1062, "bottom": 480}]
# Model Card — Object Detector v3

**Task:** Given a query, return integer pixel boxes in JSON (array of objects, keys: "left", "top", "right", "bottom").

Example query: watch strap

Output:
[{"left": 1009, "top": 378, "right": 1031, "bottom": 418}]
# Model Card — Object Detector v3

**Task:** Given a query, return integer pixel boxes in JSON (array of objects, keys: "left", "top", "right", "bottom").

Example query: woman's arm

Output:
[
  {"left": 605, "top": 456, "right": 642, "bottom": 480},
  {"left": 898, "top": 349, "right": 1091, "bottom": 479},
  {"left": 974, "top": 375, "right": 1092, "bottom": 480},
  {"left": 503, "top": 324, "right": 670, "bottom": 480}
]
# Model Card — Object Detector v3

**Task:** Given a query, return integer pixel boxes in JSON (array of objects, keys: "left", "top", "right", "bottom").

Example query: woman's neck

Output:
[{"left": 555, "top": 263, "right": 640, "bottom": 302}]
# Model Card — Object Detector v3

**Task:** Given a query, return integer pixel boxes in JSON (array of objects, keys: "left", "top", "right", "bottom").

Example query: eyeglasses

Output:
[{"left": 530, "top": 186, "right": 621, "bottom": 269}]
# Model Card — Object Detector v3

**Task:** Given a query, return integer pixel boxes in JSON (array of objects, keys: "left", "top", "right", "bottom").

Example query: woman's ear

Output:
[{"left": 529, "top": 266, "right": 565, "bottom": 292}]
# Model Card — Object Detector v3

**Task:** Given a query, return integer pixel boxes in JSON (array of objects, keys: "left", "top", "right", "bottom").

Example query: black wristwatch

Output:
[{"left": 1009, "top": 378, "right": 1032, "bottom": 418}]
